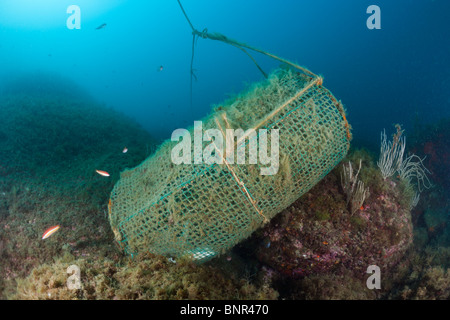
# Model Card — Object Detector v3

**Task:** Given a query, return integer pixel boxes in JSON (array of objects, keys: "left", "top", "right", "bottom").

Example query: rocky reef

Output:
[{"left": 233, "top": 149, "right": 415, "bottom": 298}]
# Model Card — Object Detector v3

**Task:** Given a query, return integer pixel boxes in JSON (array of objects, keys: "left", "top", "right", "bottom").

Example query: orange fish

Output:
[
  {"left": 96, "top": 170, "right": 110, "bottom": 177},
  {"left": 42, "top": 225, "right": 60, "bottom": 240}
]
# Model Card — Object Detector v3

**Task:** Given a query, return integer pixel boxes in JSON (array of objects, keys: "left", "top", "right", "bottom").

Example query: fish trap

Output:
[{"left": 108, "top": 66, "right": 351, "bottom": 262}]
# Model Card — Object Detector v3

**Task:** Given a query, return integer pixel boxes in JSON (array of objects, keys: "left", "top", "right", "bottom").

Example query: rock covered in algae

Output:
[
  {"left": 11, "top": 252, "right": 278, "bottom": 300},
  {"left": 0, "top": 73, "right": 157, "bottom": 299},
  {"left": 253, "top": 150, "right": 414, "bottom": 279}
]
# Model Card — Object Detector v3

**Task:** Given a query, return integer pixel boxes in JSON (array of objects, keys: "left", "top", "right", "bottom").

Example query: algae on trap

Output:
[{"left": 108, "top": 67, "right": 351, "bottom": 262}]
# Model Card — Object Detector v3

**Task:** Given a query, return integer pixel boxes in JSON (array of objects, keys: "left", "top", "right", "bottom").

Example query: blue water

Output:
[{"left": 0, "top": 0, "right": 448, "bottom": 144}]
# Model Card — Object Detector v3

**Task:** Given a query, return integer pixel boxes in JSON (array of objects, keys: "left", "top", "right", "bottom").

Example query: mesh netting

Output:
[{"left": 108, "top": 68, "right": 351, "bottom": 262}]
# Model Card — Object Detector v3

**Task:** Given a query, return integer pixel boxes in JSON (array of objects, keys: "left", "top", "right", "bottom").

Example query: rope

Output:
[
  {"left": 177, "top": 0, "right": 195, "bottom": 32},
  {"left": 211, "top": 117, "right": 269, "bottom": 224},
  {"left": 176, "top": 1, "right": 346, "bottom": 203},
  {"left": 194, "top": 30, "right": 316, "bottom": 78},
  {"left": 235, "top": 77, "right": 323, "bottom": 147},
  {"left": 176, "top": 0, "right": 318, "bottom": 111},
  {"left": 189, "top": 34, "right": 195, "bottom": 114}
]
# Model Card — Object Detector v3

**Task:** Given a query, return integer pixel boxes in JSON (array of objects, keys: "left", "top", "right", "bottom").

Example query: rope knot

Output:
[{"left": 200, "top": 28, "right": 208, "bottom": 38}]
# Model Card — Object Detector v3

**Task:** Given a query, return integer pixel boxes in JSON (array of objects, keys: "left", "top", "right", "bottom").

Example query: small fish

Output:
[
  {"left": 95, "top": 23, "right": 107, "bottom": 30},
  {"left": 96, "top": 170, "right": 110, "bottom": 177},
  {"left": 42, "top": 225, "right": 60, "bottom": 240},
  {"left": 122, "top": 147, "right": 128, "bottom": 154},
  {"left": 157, "top": 65, "right": 163, "bottom": 72}
]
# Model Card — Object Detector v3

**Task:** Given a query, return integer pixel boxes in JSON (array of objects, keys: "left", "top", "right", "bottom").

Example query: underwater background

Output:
[{"left": 0, "top": 0, "right": 449, "bottom": 300}]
